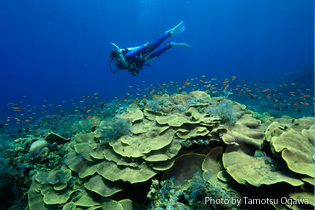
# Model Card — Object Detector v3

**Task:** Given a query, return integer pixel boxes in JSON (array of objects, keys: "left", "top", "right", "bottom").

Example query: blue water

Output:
[{"left": 0, "top": 0, "right": 313, "bottom": 126}]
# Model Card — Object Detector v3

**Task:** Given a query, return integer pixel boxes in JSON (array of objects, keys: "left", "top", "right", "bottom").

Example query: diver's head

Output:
[
  {"left": 110, "top": 49, "right": 125, "bottom": 64},
  {"left": 110, "top": 49, "right": 121, "bottom": 60}
]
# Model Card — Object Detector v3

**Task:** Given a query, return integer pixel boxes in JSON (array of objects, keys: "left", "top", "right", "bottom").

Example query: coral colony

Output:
[{"left": 0, "top": 76, "right": 314, "bottom": 209}]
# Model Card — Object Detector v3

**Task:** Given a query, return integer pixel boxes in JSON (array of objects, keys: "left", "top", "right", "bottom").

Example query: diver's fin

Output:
[
  {"left": 165, "top": 21, "right": 185, "bottom": 35},
  {"left": 168, "top": 42, "right": 191, "bottom": 50}
]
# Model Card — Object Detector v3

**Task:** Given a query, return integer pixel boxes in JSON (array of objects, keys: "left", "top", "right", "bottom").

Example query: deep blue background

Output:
[{"left": 0, "top": 0, "right": 313, "bottom": 121}]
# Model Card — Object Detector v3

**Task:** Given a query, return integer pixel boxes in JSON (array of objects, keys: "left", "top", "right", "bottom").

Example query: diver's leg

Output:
[
  {"left": 154, "top": 33, "right": 171, "bottom": 47},
  {"left": 145, "top": 41, "right": 191, "bottom": 63},
  {"left": 145, "top": 45, "right": 172, "bottom": 63},
  {"left": 142, "top": 33, "right": 172, "bottom": 59}
]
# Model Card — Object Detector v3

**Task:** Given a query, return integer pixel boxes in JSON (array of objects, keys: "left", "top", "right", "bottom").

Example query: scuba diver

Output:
[{"left": 109, "top": 21, "right": 191, "bottom": 76}]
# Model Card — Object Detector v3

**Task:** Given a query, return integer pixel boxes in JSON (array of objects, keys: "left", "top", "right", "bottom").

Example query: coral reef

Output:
[
  {"left": 177, "top": 104, "right": 186, "bottom": 111},
  {"left": 29, "top": 139, "right": 49, "bottom": 160},
  {"left": 206, "top": 99, "right": 238, "bottom": 125},
  {"left": 147, "top": 98, "right": 162, "bottom": 112},
  {"left": 95, "top": 117, "right": 132, "bottom": 142},
  {"left": 0, "top": 155, "right": 12, "bottom": 190},
  {"left": 148, "top": 170, "right": 242, "bottom": 209},
  {"left": 0, "top": 90, "right": 313, "bottom": 210}
]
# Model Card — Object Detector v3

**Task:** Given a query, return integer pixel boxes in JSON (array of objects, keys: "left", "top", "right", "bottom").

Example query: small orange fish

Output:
[
  {"left": 291, "top": 83, "right": 297, "bottom": 85},
  {"left": 129, "top": 86, "right": 133, "bottom": 88},
  {"left": 232, "top": 76, "right": 236, "bottom": 81},
  {"left": 266, "top": 113, "right": 271, "bottom": 117},
  {"left": 262, "top": 89, "right": 269, "bottom": 92},
  {"left": 94, "top": 93, "right": 98, "bottom": 95},
  {"left": 201, "top": 75, "right": 206, "bottom": 77}
]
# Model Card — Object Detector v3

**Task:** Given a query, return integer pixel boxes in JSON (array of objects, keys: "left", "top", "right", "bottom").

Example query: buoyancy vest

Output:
[{"left": 116, "top": 48, "right": 146, "bottom": 74}]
